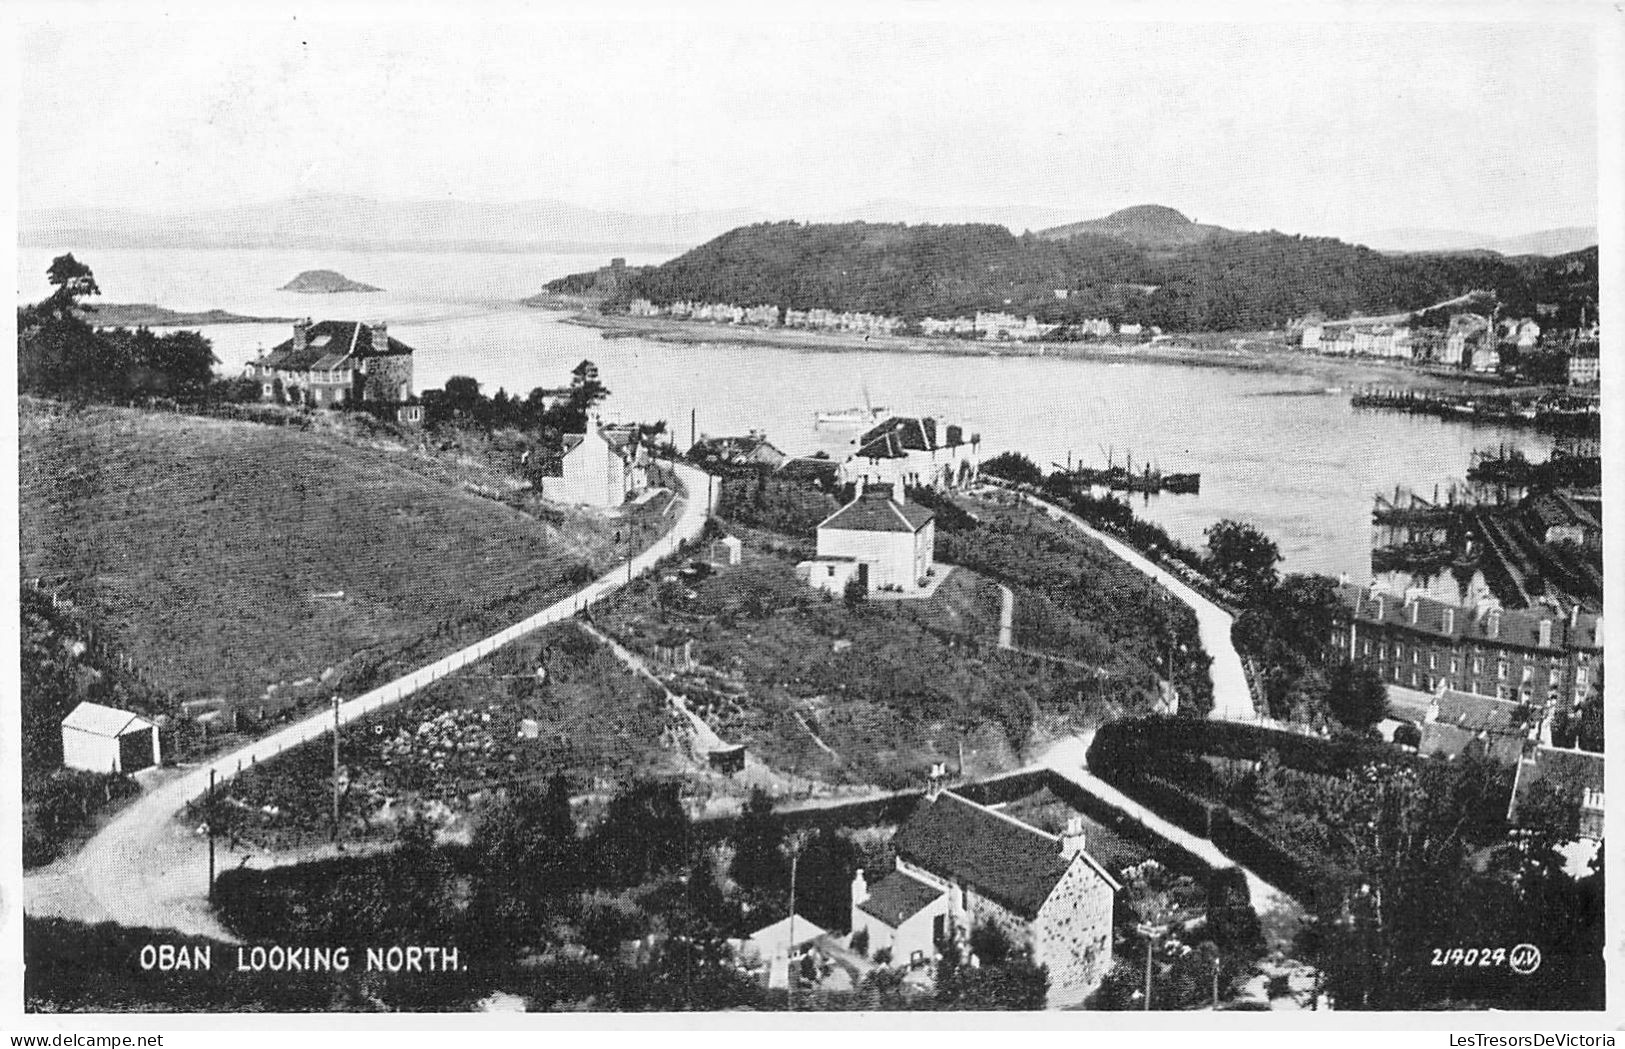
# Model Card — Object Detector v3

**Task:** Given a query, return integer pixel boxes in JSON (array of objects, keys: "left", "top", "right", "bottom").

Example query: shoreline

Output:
[{"left": 549, "top": 309, "right": 1542, "bottom": 393}]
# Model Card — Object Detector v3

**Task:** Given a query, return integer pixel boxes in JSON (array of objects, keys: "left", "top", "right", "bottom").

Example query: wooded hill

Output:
[{"left": 551, "top": 207, "right": 1597, "bottom": 332}]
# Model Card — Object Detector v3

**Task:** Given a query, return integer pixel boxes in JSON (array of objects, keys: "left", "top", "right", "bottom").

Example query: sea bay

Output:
[{"left": 17, "top": 246, "right": 1558, "bottom": 593}]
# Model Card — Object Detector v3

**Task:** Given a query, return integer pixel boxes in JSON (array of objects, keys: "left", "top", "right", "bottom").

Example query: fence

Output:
[{"left": 175, "top": 462, "right": 717, "bottom": 811}]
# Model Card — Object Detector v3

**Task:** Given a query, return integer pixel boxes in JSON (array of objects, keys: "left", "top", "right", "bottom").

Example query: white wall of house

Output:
[
  {"left": 1032, "top": 857, "right": 1117, "bottom": 1006},
  {"left": 62, "top": 723, "right": 159, "bottom": 774},
  {"left": 547, "top": 429, "right": 629, "bottom": 508},
  {"left": 817, "top": 527, "right": 931, "bottom": 591}
]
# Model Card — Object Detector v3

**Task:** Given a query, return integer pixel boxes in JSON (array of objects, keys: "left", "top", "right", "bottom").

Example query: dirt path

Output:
[{"left": 24, "top": 462, "right": 717, "bottom": 941}]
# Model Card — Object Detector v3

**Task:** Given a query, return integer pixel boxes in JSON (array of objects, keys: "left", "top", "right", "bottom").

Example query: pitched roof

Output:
[
  {"left": 892, "top": 791, "right": 1114, "bottom": 919},
  {"left": 856, "top": 417, "right": 940, "bottom": 453},
  {"left": 259, "top": 321, "right": 414, "bottom": 372},
  {"left": 818, "top": 485, "right": 934, "bottom": 534},
  {"left": 1335, "top": 583, "right": 1601, "bottom": 652},
  {"left": 1509, "top": 746, "right": 1604, "bottom": 834},
  {"left": 777, "top": 456, "right": 841, "bottom": 482},
  {"left": 61, "top": 701, "right": 152, "bottom": 737},
  {"left": 856, "top": 869, "right": 943, "bottom": 927}
]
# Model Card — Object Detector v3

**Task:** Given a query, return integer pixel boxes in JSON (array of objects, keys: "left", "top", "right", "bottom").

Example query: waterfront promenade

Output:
[{"left": 24, "top": 463, "right": 718, "bottom": 941}]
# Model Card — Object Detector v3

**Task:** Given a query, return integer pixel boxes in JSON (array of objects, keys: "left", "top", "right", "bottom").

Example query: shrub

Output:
[{"left": 850, "top": 927, "right": 870, "bottom": 957}]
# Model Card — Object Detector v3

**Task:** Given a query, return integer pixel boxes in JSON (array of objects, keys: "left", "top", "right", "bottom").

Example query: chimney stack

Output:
[
  {"left": 851, "top": 869, "right": 869, "bottom": 909},
  {"left": 1487, "top": 609, "right": 1502, "bottom": 640},
  {"left": 292, "top": 318, "right": 310, "bottom": 353},
  {"left": 1539, "top": 619, "right": 1553, "bottom": 648},
  {"left": 371, "top": 321, "right": 389, "bottom": 354},
  {"left": 1442, "top": 608, "right": 1455, "bottom": 635},
  {"left": 1060, "top": 816, "right": 1087, "bottom": 861}
]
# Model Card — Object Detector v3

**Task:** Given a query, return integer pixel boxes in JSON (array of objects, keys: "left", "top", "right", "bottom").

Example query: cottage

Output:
[
  {"left": 806, "top": 482, "right": 934, "bottom": 593},
  {"left": 850, "top": 790, "right": 1119, "bottom": 1007},
  {"left": 61, "top": 701, "right": 160, "bottom": 774},
  {"left": 250, "top": 319, "right": 415, "bottom": 407},
  {"left": 687, "top": 432, "right": 789, "bottom": 473},
  {"left": 1419, "top": 686, "right": 1537, "bottom": 764},
  {"left": 542, "top": 422, "right": 647, "bottom": 508}
]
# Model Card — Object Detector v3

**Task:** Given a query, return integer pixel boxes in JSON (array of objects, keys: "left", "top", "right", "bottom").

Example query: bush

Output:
[
  {"left": 873, "top": 946, "right": 893, "bottom": 965},
  {"left": 850, "top": 927, "right": 870, "bottom": 957}
]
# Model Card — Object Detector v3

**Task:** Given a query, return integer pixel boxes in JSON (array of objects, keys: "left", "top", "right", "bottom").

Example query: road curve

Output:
[
  {"left": 24, "top": 463, "right": 718, "bottom": 940},
  {"left": 996, "top": 487, "right": 1256, "bottom": 722}
]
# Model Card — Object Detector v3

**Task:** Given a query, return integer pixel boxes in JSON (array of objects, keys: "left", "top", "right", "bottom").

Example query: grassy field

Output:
[
  {"left": 593, "top": 527, "right": 1110, "bottom": 790},
  {"left": 19, "top": 400, "right": 634, "bottom": 707}
]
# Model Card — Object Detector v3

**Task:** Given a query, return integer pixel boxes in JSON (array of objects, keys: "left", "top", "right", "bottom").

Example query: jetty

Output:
[{"left": 1350, "top": 387, "right": 1600, "bottom": 435}]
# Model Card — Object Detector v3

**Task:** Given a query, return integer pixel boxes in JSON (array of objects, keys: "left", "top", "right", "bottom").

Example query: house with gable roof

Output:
[
  {"left": 250, "top": 319, "right": 415, "bottom": 407},
  {"left": 801, "top": 482, "right": 934, "bottom": 594},
  {"left": 541, "top": 420, "right": 647, "bottom": 508},
  {"left": 61, "top": 701, "right": 160, "bottom": 774},
  {"left": 850, "top": 789, "right": 1120, "bottom": 1006},
  {"left": 838, "top": 416, "right": 980, "bottom": 492}
]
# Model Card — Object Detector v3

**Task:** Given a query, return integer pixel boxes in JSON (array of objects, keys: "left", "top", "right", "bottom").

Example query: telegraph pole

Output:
[
  {"left": 331, "top": 695, "right": 342, "bottom": 846},
  {"left": 207, "top": 768, "right": 216, "bottom": 902}
]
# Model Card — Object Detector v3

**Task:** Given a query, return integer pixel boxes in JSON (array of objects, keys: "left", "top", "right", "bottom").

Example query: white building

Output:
[
  {"left": 838, "top": 416, "right": 980, "bottom": 492},
  {"left": 61, "top": 701, "right": 160, "bottom": 774},
  {"left": 544, "top": 424, "right": 647, "bottom": 508},
  {"left": 807, "top": 482, "right": 935, "bottom": 593}
]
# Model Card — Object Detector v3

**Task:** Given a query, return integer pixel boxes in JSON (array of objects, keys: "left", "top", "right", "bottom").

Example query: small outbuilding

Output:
[{"left": 61, "top": 701, "right": 160, "bottom": 774}]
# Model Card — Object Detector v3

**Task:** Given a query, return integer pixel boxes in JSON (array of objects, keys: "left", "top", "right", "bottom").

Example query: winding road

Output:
[{"left": 24, "top": 463, "right": 717, "bottom": 940}]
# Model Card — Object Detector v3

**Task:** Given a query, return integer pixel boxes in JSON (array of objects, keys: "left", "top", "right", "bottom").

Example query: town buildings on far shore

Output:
[{"left": 627, "top": 298, "right": 1154, "bottom": 342}]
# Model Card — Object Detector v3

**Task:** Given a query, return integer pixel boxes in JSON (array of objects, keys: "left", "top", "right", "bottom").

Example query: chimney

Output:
[
  {"left": 1060, "top": 816, "right": 1087, "bottom": 861},
  {"left": 292, "top": 318, "right": 310, "bottom": 353},
  {"left": 1539, "top": 619, "right": 1553, "bottom": 648},
  {"left": 1441, "top": 608, "right": 1455, "bottom": 635},
  {"left": 1487, "top": 609, "right": 1502, "bottom": 640},
  {"left": 1407, "top": 595, "right": 1420, "bottom": 625},
  {"left": 1571, "top": 604, "right": 1581, "bottom": 630},
  {"left": 851, "top": 868, "right": 869, "bottom": 909},
  {"left": 926, "top": 762, "right": 947, "bottom": 799},
  {"left": 371, "top": 321, "right": 388, "bottom": 354},
  {"left": 1373, "top": 596, "right": 1385, "bottom": 621}
]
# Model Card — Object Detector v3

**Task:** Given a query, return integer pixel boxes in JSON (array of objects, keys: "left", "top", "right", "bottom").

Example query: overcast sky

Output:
[{"left": 15, "top": 7, "right": 1607, "bottom": 239}]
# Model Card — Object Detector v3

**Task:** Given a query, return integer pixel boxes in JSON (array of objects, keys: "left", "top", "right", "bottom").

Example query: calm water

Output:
[{"left": 17, "top": 247, "right": 1559, "bottom": 590}]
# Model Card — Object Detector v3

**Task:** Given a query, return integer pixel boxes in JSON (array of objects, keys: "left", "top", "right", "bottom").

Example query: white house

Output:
[
  {"left": 850, "top": 790, "right": 1120, "bottom": 1007},
  {"left": 544, "top": 423, "right": 647, "bottom": 508},
  {"left": 838, "top": 416, "right": 980, "bottom": 492},
  {"left": 806, "top": 482, "right": 934, "bottom": 593},
  {"left": 61, "top": 701, "right": 160, "bottom": 774}
]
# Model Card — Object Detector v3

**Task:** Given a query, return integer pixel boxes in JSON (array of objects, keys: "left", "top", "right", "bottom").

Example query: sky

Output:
[{"left": 13, "top": 6, "right": 1610, "bottom": 239}]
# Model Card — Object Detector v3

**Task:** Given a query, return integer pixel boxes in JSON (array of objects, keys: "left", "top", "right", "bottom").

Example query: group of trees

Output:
[
  {"left": 422, "top": 371, "right": 610, "bottom": 435},
  {"left": 18, "top": 255, "right": 230, "bottom": 403},
  {"left": 559, "top": 219, "right": 1596, "bottom": 333}
]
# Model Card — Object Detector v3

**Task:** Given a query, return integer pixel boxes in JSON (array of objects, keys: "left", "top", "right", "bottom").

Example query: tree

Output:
[
  {"left": 980, "top": 451, "right": 1043, "bottom": 487},
  {"left": 1325, "top": 660, "right": 1387, "bottom": 730},
  {"left": 44, "top": 253, "right": 101, "bottom": 318},
  {"left": 1204, "top": 520, "right": 1282, "bottom": 603},
  {"left": 730, "top": 788, "right": 786, "bottom": 891}
]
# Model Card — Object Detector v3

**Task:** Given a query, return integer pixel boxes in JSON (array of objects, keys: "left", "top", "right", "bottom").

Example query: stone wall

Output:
[
  {"left": 359, "top": 354, "right": 414, "bottom": 402},
  {"left": 1033, "top": 858, "right": 1115, "bottom": 1006}
]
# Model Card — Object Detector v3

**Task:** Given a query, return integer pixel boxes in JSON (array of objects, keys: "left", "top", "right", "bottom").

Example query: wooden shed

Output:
[{"left": 61, "top": 701, "right": 160, "bottom": 774}]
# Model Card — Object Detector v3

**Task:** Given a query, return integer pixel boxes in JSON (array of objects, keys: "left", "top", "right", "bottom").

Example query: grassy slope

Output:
[{"left": 19, "top": 401, "right": 618, "bottom": 702}]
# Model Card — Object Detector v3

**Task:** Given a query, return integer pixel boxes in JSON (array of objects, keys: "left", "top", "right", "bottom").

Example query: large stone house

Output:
[
  {"left": 542, "top": 422, "right": 647, "bottom": 508},
  {"left": 838, "top": 416, "right": 980, "bottom": 492},
  {"left": 802, "top": 482, "right": 933, "bottom": 595},
  {"left": 850, "top": 790, "right": 1120, "bottom": 1007},
  {"left": 250, "top": 319, "right": 415, "bottom": 407}
]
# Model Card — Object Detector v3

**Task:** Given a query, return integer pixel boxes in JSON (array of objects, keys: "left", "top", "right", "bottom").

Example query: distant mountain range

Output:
[
  {"left": 19, "top": 195, "right": 1088, "bottom": 255},
  {"left": 1352, "top": 225, "right": 1597, "bottom": 257},
  {"left": 21, "top": 194, "right": 1595, "bottom": 260}
]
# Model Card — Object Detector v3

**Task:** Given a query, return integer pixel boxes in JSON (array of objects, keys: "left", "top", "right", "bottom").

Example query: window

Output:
[
  {"left": 1411, "top": 647, "right": 1420, "bottom": 664},
  {"left": 1429, "top": 653, "right": 1437, "bottom": 670},
  {"left": 1474, "top": 655, "right": 1484, "bottom": 674},
  {"left": 1577, "top": 667, "right": 1589, "bottom": 687},
  {"left": 1522, "top": 666, "right": 1534, "bottom": 684},
  {"left": 1497, "top": 661, "right": 1508, "bottom": 680},
  {"left": 1450, "top": 657, "right": 1460, "bottom": 674},
  {"left": 1362, "top": 640, "right": 1372, "bottom": 656}
]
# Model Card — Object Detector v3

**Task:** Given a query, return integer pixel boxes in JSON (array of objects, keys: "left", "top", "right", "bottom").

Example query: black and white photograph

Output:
[{"left": 5, "top": 1, "right": 1618, "bottom": 1026}]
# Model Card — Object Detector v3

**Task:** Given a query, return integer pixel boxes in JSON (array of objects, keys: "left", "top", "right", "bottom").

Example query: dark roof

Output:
[
  {"left": 1335, "top": 583, "right": 1600, "bottom": 652},
  {"left": 893, "top": 792, "right": 1078, "bottom": 919},
  {"left": 688, "top": 434, "right": 787, "bottom": 468},
  {"left": 1526, "top": 492, "right": 1599, "bottom": 534},
  {"left": 1419, "top": 721, "right": 1525, "bottom": 765},
  {"left": 857, "top": 416, "right": 940, "bottom": 451},
  {"left": 818, "top": 485, "right": 934, "bottom": 534},
  {"left": 260, "top": 320, "right": 413, "bottom": 372},
  {"left": 1510, "top": 746, "right": 1604, "bottom": 835},
  {"left": 856, "top": 869, "right": 943, "bottom": 927},
  {"left": 1420, "top": 688, "right": 1533, "bottom": 764},
  {"left": 777, "top": 457, "right": 840, "bottom": 482}
]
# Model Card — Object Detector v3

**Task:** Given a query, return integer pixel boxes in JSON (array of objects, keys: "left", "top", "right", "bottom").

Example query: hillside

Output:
[
  {"left": 18, "top": 401, "right": 622, "bottom": 704},
  {"left": 1036, "top": 204, "right": 1233, "bottom": 250},
  {"left": 556, "top": 216, "right": 1598, "bottom": 332}
]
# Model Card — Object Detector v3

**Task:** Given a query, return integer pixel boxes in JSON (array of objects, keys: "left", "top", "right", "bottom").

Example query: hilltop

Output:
[
  {"left": 280, "top": 269, "right": 382, "bottom": 293},
  {"left": 543, "top": 216, "right": 1598, "bottom": 332},
  {"left": 1036, "top": 204, "right": 1234, "bottom": 250}
]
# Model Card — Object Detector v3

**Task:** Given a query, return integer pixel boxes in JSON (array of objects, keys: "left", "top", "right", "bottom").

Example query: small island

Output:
[
  {"left": 80, "top": 303, "right": 296, "bottom": 327},
  {"left": 280, "top": 269, "right": 383, "bottom": 294}
]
